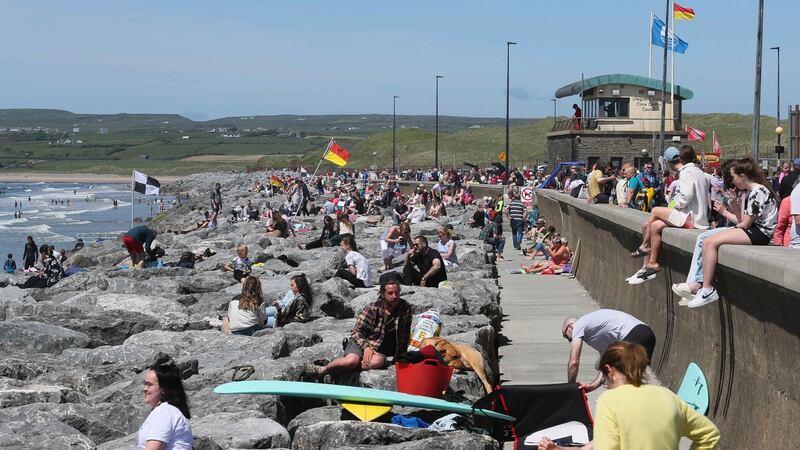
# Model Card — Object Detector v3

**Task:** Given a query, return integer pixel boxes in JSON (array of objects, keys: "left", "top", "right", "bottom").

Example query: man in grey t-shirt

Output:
[{"left": 561, "top": 309, "right": 655, "bottom": 392}]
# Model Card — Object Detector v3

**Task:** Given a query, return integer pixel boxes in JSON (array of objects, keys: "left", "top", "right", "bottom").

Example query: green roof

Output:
[{"left": 554, "top": 73, "right": 693, "bottom": 100}]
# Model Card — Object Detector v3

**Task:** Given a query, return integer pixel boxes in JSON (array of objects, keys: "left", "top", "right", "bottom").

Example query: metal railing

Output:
[{"left": 551, "top": 117, "right": 677, "bottom": 133}]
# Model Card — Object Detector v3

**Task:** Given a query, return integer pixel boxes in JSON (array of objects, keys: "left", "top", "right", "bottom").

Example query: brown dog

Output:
[{"left": 421, "top": 336, "right": 493, "bottom": 393}]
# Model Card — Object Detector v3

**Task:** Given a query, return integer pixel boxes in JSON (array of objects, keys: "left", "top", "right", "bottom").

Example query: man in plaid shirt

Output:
[{"left": 316, "top": 280, "right": 412, "bottom": 375}]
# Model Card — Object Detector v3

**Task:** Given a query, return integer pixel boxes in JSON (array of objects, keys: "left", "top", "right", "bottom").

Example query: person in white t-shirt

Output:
[
  {"left": 561, "top": 309, "right": 655, "bottom": 393},
  {"left": 627, "top": 146, "right": 710, "bottom": 285},
  {"left": 790, "top": 183, "right": 800, "bottom": 249},
  {"left": 139, "top": 360, "right": 193, "bottom": 450},
  {"left": 335, "top": 236, "right": 372, "bottom": 288}
]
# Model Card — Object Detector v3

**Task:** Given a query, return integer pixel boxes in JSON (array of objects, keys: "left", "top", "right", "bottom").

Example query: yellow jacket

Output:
[{"left": 594, "top": 384, "right": 720, "bottom": 450}]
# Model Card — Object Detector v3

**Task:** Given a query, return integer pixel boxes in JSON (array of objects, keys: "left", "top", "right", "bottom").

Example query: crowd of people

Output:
[{"left": 8, "top": 149, "right": 796, "bottom": 448}]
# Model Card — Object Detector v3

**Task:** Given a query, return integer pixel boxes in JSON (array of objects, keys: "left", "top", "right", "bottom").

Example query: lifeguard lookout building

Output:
[{"left": 547, "top": 73, "right": 693, "bottom": 170}]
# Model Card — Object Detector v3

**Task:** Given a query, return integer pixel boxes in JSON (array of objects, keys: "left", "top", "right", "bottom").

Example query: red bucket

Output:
[{"left": 396, "top": 359, "right": 454, "bottom": 399}]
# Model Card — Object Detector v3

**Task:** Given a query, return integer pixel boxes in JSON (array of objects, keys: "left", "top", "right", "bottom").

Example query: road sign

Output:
[
  {"left": 520, "top": 187, "right": 533, "bottom": 202},
  {"left": 499, "top": 151, "right": 506, "bottom": 162}
]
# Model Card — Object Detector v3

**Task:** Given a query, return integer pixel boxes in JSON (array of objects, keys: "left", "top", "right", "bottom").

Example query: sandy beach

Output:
[{"left": 0, "top": 172, "right": 180, "bottom": 184}]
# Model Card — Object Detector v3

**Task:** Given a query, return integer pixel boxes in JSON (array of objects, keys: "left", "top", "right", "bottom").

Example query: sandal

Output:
[
  {"left": 229, "top": 365, "right": 255, "bottom": 381},
  {"left": 630, "top": 247, "right": 650, "bottom": 257}
]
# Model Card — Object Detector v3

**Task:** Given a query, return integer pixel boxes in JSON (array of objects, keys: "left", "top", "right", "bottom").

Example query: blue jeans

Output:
[
  {"left": 486, "top": 237, "right": 505, "bottom": 254},
  {"left": 511, "top": 219, "right": 525, "bottom": 250},
  {"left": 232, "top": 323, "right": 265, "bottom": 336},
  {"left": 263, "top": 291, "right": 295, "bottom": 329},
  {"left": 686, "top": 227, "right": 730, "bottom": 284},
  {"left": 532, "top": 242, "right": 551, "bottom": 259}
]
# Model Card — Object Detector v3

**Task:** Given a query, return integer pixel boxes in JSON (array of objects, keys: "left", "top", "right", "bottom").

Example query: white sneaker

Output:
[
  {"left": 671, "top": 283, "right": 695, "bottom": 300},
  {"left": 687, "top": 288, "right": 719, "bottom": 308},
  {"left": 625, "top": 268, "right": 646, "bottom": 283}
]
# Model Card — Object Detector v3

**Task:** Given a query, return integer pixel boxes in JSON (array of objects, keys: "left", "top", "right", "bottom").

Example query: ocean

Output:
[{"left": 0, "top": 182, "right": 173, "bottom": 265}]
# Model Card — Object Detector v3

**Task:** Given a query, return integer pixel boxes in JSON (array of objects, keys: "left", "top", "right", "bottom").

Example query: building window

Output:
[{"left": 599, "top": 98, "right": 630, "bottom": 118}]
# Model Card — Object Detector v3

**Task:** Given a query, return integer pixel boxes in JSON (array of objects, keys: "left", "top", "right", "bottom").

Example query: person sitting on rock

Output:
[
  {"left": 265, "top": 274, "right": 313, "bottom": 328},
  {"left": 335, "top": 236, "right": 372, "bottom": 288},
  {"left": 223, "top": 243, "right": 252, "bottom": 283},
  {"left": 122, "top": 225, "right": 157, "bottom": 269},
  {"left": 140, "top": 357, "right": 193, "bottom": 449},
  {"left": 265, "top": 210, "right": 289, "bottom": 238},
  {"left": 299, "top": 215, "right": 336, "bottom": 250},
  {"left": 312, "top": 279, "right": 411, "bottom": 376},
  {"left": 436, "top": 227, "right": 458, "bottom": 269},
  {"left": 402, "top": 235, "right": 447, "bottom": 288},
  {"left": 379, "top": 222, "right": 411, "bottom": 272},
  {"left": 480, "top": 212, "right": 506, "bottom": 261},
  {"left": 16, "top": 245, "right": 63, "bottom": 289},
  {"left": 4, "top": 253, "right": 16, "bottom": 274},
  {"left": 226, "top": 276, "right": 267, "bottom": 336},
  {"left": 468, "top": 202, "right": 486, "bottom": 229}
]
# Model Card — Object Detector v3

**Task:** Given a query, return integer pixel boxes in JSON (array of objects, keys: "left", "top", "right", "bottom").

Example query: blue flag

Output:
[{"left": 652, "top": 16, "right": 689, "bottom": 54}]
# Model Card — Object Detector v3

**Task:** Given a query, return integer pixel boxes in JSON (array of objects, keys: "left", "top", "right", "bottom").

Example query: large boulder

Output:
[
  {"left": 192, "top": 412, "right": 291, "bottom": 449},
  {"left": 292, "top": 421, "right": 499, "bottom": 449},
  {"left": 0, "top": 320, "right": 91, "bottom": 355}
]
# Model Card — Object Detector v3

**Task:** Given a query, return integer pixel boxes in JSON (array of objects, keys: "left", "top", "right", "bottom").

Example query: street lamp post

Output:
[
  {"left": 752, "top": 0, "right": 765, "bottom": 161},
  {"left": 393, "top": 95, "right": 399, "bottom": 173},
  {"left": 505, "top": 41, "right": 517, "bottom": 176},
  {"left": 435, "top": 75, "right": 443, "bottom": 170},
  {"left": 551, "top": 98, "right": 557, "bottom": 124},
  {"left": 770, "top": 46, "right": 781, "bottom": 150}
]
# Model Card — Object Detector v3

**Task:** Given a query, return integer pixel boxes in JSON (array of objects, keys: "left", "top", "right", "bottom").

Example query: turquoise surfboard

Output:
[
  {"left": 214, "top": 380, "right": 515, "bottom": 422},
  {"left": 677, "top": 362, "right": 709, "bottom": 415}
]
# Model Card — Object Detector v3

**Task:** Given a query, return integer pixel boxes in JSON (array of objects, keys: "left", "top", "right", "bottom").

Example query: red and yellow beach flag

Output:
[
  {"left": 674, "top": 3, "right": 696, "bottom": 20},
  {"left": 270, "top": 175, "right": 284, "bottom": 188},
  {"left": 323, "top": 140, "right": 350, "bottom": 167}
]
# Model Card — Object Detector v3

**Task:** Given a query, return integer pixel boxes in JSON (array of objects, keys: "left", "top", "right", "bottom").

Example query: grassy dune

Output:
[{"left": 0, "top": 109, "right": 791, "bottom": 176}]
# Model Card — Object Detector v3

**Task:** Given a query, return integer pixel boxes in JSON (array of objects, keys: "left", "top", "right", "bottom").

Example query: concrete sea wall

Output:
[{"left": 537, "top": 190, "right": 800, "bottom": 449}]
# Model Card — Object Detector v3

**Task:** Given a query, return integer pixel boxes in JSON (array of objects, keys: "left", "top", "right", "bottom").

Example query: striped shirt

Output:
[{"left": 507, "top": 199, "right": 526, "bottom": 222}]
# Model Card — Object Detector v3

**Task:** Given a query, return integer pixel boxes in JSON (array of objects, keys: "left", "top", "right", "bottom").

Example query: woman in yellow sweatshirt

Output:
[{"left": 593, "top": 342, "right": 720, "bottom": 450}]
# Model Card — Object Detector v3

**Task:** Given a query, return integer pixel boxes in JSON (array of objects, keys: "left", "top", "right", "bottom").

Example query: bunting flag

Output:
[
  {"left": 674, "top": 3, "right": 696, "bottom": 20},
  {"left": 132, "top": 170, "right": 161, "bottom": 195},
  {"left": 652, "top": 16, "right": 689, "bottom": 54},
  {"left": 712, "top": 131, "right": 722, "bottom": 156},
  {"left": 270, "top": 175, "right": 284, "bottom": 188},
  {"left": 323, "top": 140, "right": 350, "bottom": 167},
  {"left": 686, "top": 126, "right": 706, "bottom": 141}
]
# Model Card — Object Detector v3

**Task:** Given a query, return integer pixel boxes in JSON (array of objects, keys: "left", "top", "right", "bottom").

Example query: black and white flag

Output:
[{"left": 133, "top": 170, "right": 161, "bottom": 195}]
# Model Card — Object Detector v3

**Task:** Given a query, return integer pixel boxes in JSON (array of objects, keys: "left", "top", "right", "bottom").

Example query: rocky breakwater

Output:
[{"left": 0, "top": 171, "right": 503, "bottom": 450}]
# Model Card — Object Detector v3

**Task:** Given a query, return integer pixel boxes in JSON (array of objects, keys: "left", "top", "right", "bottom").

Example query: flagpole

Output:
[
  {"left": 130, "top": 170, "right": 135, "bottom": 229},
  {"left": 311, "top": 138, "right": 334, "bottom": 178},
  {"left": 648, "top": 11, "right": 654, "bottom": 78},
  {"left": 659, "top": 0, "right": 670, "bottom": 153},
  {"left": 671, "top": 4, "right": 676, "bottom": 121}
]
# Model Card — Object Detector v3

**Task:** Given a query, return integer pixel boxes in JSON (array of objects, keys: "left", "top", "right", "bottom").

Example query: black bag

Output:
[{"left": 177, "top": 252, "right": 195, "bottom": 269}]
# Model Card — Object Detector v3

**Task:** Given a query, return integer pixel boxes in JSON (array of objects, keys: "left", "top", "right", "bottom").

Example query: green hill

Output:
[{"left": 0, "top": 109, "right": 790, "bottom": 176}]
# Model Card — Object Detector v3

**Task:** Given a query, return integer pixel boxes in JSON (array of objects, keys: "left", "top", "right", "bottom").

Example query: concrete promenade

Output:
[
  {"left": 495, "top": 247, "right": 603, "bottom": 390},
  {"left": 493, "top": 236, "right": 604, "bottom": 449}
]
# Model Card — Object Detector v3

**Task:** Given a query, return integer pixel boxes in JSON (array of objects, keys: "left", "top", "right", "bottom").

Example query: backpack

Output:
[{"left": 177, "top": 252, "right": 196, "bottom": 269}]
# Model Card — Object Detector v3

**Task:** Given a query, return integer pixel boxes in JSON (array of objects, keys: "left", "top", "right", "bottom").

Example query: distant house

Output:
[
  {"left": 469, "top": 125, "right": 482, "bottom": 129},
  {"left": 73, "top": 127, "right": 80, "bottom": 133},
  {"left": 75, "top": 139, "right": 83, "bottom": 144},
  {"left": 182, "top": 135, "right": 190, "bottom": 139},
  {"left": 98, "top": 128, "right": 108, "bottom": 134}
]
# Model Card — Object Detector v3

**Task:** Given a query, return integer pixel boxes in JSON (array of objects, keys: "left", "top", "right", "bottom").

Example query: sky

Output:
[{"left": 0, "top": 0, "right": 797, "bottom": 120}]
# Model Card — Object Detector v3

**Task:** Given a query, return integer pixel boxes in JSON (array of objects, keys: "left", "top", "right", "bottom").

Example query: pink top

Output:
[{"left": 772, "top": 196, "right": 792, "bottom": 247}]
